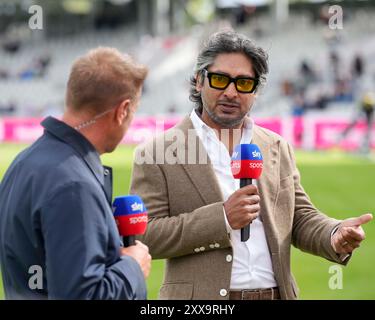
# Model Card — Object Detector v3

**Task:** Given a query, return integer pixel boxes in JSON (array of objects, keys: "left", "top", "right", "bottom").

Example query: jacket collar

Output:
[{"left": 41, "top": 116, "right": 105, "bottom": 186}]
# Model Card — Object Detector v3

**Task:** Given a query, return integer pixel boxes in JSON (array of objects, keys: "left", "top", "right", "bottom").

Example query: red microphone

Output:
[
  {"left": 231, "top": 144, "right": 263, "bottom": 241},
  {"left": 112, "top": 195, "right": 148, "bottom": 247}
]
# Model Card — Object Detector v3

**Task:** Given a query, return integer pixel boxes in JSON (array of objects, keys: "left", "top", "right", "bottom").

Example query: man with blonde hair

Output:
[{"left": 0, "top": 47, "right": 151, "bottom": 299}]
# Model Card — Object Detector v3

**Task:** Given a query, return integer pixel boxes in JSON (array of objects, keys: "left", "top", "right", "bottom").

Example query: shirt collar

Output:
[{"left": 41, "top": 116, "right": 105, "bottom": 186}]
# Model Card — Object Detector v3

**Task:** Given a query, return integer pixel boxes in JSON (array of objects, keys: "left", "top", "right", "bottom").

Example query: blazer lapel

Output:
[
  {"left": 253, "top": 126, "right": 280, "bottom": 252},
  {"left": 171, "top": 116, "right": 282, "bottom": 240},
  {"left": 173, "top": 116, "right": 224, "bottom": 205}
]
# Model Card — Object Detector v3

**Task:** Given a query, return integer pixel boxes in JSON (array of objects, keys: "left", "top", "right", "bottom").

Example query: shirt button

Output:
[
  {"left": 226, "top": 254, "right": 232, "bottom": 262},
  {"left": 220, "top": 289, "right": 227, "bottom": 297},
  {"left": 104, "top": 169, "right": 110, "bottom": 176},
  {"left": 214, "top": 243, "right": 220, "bottom": 248},
  {"left": 199, "top": 246, "right": 205, "bottom": 251},
  {"left": 194, "top": 248, "right": 200, "bottom": 253}
]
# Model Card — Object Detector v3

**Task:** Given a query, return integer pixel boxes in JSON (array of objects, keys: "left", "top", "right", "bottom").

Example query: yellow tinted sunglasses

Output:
[{"left": 203, "top": 69, "right": 258, "bottom": 93}]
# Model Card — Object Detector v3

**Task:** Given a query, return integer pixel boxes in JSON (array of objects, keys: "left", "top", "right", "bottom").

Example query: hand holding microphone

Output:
[
  {"left": 120, "top": 241, "right": 151, "bottom": 278},
  {"left": 223, "top": 185, "right": 260, "bottom": 230},
  {"left": 113, "top": 195, "right": 151, "bottom": 278},
  {"left": 226, "top": 144, "right": 263, "bottom": 241}
]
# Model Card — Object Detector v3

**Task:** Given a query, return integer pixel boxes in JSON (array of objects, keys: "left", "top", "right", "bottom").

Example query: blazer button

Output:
[
  {"left": 220, "top": 289, "right": 227, "bottom": 297},
  {"left": 226, "top": 254, "right": 232, "bottom": 262},
  {"left": 194, "top": 248, "right": 200, "bottom": 253},
  {"left": 209, "top": 244, "right": 215, "bottom": 249},
  {"left": 214, "top": 243, "right": 220, "bottom": 248},
  {"left": 199, "top": 246, "right": 205, "bottom": 251}
]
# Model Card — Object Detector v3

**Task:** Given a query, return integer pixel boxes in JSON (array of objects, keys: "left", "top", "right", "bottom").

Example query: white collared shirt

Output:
[{"left": 190, "top": 110, "right": 277, "bottom": 290}]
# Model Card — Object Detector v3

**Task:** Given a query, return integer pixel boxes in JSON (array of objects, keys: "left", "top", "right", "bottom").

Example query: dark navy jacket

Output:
[{"left": 0, "top": 117, "right": 147, "bottom": 299}]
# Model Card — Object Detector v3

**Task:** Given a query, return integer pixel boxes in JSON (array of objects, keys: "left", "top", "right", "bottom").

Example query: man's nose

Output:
[{"left": 223, "top": 82, "right": 238, "bottom": 99}]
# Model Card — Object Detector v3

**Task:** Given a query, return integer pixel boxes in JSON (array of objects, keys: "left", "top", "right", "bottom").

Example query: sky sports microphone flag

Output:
[
  {"left": 113, "top": 195, "right": 148, "bottom": 247},
  {"left": 231, "top": 144, "right": 263, "bottom": 241},
  {"left": 231, "top": 143, "right": 263, "bottom": 180}
]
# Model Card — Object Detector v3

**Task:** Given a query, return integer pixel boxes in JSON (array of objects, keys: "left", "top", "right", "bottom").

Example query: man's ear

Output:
[
  {"left": 115, "top": 99, "right": 131, "bottom": 125},
  {"left": 195, "top": 72, "right": 203, "bottom": 92}
]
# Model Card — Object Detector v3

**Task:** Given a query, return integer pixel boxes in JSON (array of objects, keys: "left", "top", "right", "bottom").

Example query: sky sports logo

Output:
[
  {"left": 129, "top": 215, "right": 148, "bottom": 224},
  {"left": 231, "top": 162, "right": 263, "bottom": 169},
  {"left": 232, "top": 150, "right": 262, "bottom": 159},
  {"left": 252, "top": 151, "right": 261, "bottom": 158},
  {"left": 131, "top": 202, "right": 144, "bottom": 212},
  {"left": 249, "top": 162, "right": 263, "bottom": 169}
]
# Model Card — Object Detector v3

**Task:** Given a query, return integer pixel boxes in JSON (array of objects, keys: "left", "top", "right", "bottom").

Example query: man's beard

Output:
[{"left": 203, "top": 102, "right": 248, "bottom": 128}]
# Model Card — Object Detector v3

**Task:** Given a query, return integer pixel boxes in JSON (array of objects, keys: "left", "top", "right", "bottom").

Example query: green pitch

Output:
[{"left": 0, "top": 143, "right": 374, "bottom": 300}]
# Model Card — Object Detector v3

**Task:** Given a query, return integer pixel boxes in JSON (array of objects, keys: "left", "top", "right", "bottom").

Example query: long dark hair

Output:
[{"left": 189, "top": 30, "right": 269, "bottom": 113}]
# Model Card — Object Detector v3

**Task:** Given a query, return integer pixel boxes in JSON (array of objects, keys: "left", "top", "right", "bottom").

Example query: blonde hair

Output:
[{"left": 66, "top": 47, "right": 148, "bottom": 114}]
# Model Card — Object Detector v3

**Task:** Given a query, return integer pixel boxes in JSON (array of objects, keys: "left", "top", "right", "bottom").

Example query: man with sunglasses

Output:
[
  {"left": 0, "top": 47, "right": 151, "bottom": 299},
  {"left": 130, "top": 31, "right": 372, "bottom": 300}
]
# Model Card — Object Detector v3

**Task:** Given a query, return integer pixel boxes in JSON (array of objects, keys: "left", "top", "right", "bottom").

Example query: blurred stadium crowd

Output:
[{"left": 0, "top": 0, "right": 374, "bottom": 150}]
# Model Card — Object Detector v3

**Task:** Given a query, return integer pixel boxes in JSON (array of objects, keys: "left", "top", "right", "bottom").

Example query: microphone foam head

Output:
[
  {"left": 231, "top": 144, "right": 263, "bottom": 179},
  {"left": 113, "top": 195, "right": 148, "bottom": 237}
]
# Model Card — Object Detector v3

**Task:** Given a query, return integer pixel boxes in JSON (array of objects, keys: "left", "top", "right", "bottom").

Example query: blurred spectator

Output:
[
  {"left": 291, "top": 93, "right": 307, "bottom": 117},
  {"left": 334, "top": 77, "right": 354, "bottom": 103},
  {"left": 338, "top": 89, "right": 375, "bottom": 154},
  {"left": 299, "top": 59, "right": 316, "bottom": 90},
  {"left": 351, "top": 53, "right": 365, "bottom": 101},
  {"left": 34, "top": 53, "right": 52, "bottom": 77},
  {"left": 352, "top": 54, "right": 365, "bottom": 79},
  {"left": 0, "top": 101, "right": 17, "bottom": 115},
  {"left": 315, "top": 94, "right": 330, "bottom": 110},
  {"left": 2, "top": 39, "right": 21, "bottom": 54},
  {"left": 167, "top": 103, "right": 177, "bottom": 115},
  {"left": 329, "top": 50, "right": 340, "bottom": 83},
  {"left": 0, "top": 68, "right": 9, "bottom": 80},
  {"left": 280, "top": 79, "right": 293, "bottom": 96},
  {"left": 235, "top": 5, "right": 256, "bottom": 26},
  {"left": 318, "top": 5, "right": 331, "bottom": 25},
  {"left": 18, "top": 53, "right": 52, "bottom": 80},
  {"left": 362, "top": 91, "right": 375, "bottom": 153}
]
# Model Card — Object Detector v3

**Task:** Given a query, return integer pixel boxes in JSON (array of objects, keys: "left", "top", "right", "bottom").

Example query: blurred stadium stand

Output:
[{"left": 0, "top": 0, "right": 375, "bottom": 122}]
